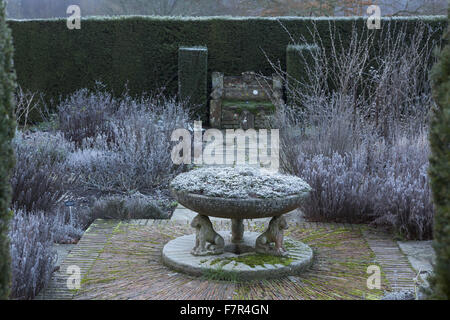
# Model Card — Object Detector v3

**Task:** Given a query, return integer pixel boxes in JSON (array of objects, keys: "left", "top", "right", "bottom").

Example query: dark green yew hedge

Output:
[
  {"left": 286, "top": 44, "right": 320, "bottom": 104},
  {"left": 7, "top": 15, "right": 447, "bottom": 117}
]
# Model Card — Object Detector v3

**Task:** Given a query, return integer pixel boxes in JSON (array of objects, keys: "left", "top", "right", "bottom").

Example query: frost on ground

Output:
[
  {"left": 170, "top": 166, "right": 311, "bottom": 199},
  {"left": 381, "top": 290, "right": 416, "bottom": 300}
]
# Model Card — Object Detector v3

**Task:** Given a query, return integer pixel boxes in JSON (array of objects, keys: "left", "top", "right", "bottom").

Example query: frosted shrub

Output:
[
  {"left": 89, "top": 194, "right": 167, "bottom": 220},
  {"left": 296, "top": 148, "right": 374, "bottom": 224},
  {"left": 75, "top": 97, "right": 190, "bottom": 193},
  {"left": 57, "top": 86, "right": 118, "bottom": 148},
  {"left": 275, "top": 104, "right": 434, "bottom": 239},
  {"left": 9, "top": 210, "right": 57, "bottom": 300},
  {"left": 7, "top": 90, "right": 190, "bottom": 299},
  {"left": 272, "top": 21, "right": 439, "bottom": 239},
  {"left": 11, "top": 131, "right": 75, "bottom": 212},
  {"left": 372, "top": 132, "right": 433, "bottom": 240},
  {"left": 50, "top": 208, "right": 86, "bottom": 244},
  {"left": 9, "top": 208, "right": 86, "bottom": 300}
]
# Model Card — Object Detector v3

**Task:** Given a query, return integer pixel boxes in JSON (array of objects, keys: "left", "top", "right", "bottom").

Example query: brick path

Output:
[
  {"left": 37, "top": 216, "right": 418, "bottom": 300},
  {"left": 362, "top": 229, "right": 418, "bottom": 291}
]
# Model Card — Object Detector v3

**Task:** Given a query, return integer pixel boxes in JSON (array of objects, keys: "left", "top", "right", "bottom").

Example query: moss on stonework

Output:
[
  {"left": 222, "top": 100, "right": 276, "bottom": 115},
  {"left": 283, "top": 240, "right": 296, "bottom": 250},
  {"left": 210, "top": 253, "right": 293, "bottom": 269},
  {"left": 202, "top": 268, "right": 240, "bottom": 282},
  {"left": 81, "top": 277, "right": 117, "bottom": 285},
  {"left": 223, "top": 100, "right": 274, "bottom": 108}
]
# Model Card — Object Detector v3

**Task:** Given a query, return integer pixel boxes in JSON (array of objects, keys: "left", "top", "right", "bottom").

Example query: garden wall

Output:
[{"left": 8, "top": 15, "right": 447, "bottom": 113}]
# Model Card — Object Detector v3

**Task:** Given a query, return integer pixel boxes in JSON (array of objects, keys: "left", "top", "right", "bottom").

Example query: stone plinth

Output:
[{"left": 162, "top": 231, "right": 313, "bottom": 281}]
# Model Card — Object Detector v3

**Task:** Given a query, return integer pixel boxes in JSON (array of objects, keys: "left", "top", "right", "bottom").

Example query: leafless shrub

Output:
[
  {"left": 367, "top": 22, "right": 436, "bottom": 141},
  {"left": 272, "top": 20, "right": 439, "bottom": 133},
  {"left": 13, "top": 86, "right": 40, "bottom": 127},
  {"left": 270, "top": 20, "right": 439, "bottom": 239}
]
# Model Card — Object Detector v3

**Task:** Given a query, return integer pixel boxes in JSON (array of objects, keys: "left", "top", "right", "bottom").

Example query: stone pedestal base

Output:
[{"left": 162, "top": 231, "right": 313, "bottom": 281}]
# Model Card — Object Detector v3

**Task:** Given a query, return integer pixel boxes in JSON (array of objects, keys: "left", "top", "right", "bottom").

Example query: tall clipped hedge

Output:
[
  {"left": 7, "top": 16, "right": 447, "bottom": 118},
  {"left": 178, "top": 46, "right": 208, "bottom": 120},
  {"left": 429, "top": 9, "right": 450, "bottom": 300},
  {"left": 0, "top": 0, "right": 17, "bottom": 300},
  {"left": 286, "top": 44, "right": 320, "bottom": 105}
]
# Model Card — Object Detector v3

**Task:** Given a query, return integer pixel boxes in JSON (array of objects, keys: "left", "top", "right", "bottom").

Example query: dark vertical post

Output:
[{"left": 178, "top": 46, "right": 208, "bottom": 121}]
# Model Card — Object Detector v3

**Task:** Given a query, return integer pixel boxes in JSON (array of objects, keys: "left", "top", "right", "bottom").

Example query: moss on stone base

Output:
[{"left": 210, "top": 253, "right": 293, "bottom": 269}]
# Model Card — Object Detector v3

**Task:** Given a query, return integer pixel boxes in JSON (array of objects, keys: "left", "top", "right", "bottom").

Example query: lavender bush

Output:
[
  {"left": 10, "top": 131, "right": 75, "bottom": 213},
  {"left": 50, "top": 207, "right": 86, "bottom": 244},
  {"left": 57, "top": 85, "right": 117, "bottom": 148},
  {"left": 72, "top": 96, "right": 190, "bottom": 194},
  {"left": 271, "top": 21, "right": 439, "bottom": 239},
  {"left": 8, "top": 85, "right": 191, "bottom": 301},
  {"left": 88, "top": 193, "right": 168, "bottom": 220},
  {"left": 8, "top": 207, "right": 85, "bottom": 300},
  {"left": 372, "top": 132, "right": 433, "bottom": 240},
  {"left": 9, "top": 210, "right": 57, "bottom": 300},
  {"left": 11, "top": 90, "right": 189, "bottom": 218}
]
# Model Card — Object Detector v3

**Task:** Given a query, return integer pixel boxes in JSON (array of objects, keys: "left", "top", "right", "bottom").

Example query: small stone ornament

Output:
[
  {"left": 256, "top": 215, "right": 289, "bottom": 257},
  {"left": 190, "top": 214, "right": 225, "bottom": 256}
]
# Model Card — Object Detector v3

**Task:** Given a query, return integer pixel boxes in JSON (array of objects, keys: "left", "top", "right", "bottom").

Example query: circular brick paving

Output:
[
  {"left": 162, "top": 231, "right": 313, "bottom": 280},
  {"left": 39, "top": 221, "right": 399, "bottom": 300}
]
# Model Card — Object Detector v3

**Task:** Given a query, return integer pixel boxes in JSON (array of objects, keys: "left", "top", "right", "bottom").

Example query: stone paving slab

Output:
[
  {"left": 54, "top": 243, "right": 76, "bottom": 269},
  {"left": 37, "top": 219, "right": 416, "bottom": 300},
  {"left": 397, "top": 240, "right": 435, "bottom": 283}
]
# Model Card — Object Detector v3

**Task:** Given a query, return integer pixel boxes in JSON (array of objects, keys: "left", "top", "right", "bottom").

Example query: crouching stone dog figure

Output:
[
  {"left": 190, "top": 214, "right": 225, "bottom": 256},
  {"left": 255, "top": 215, "right": 289, "bottom": 256}
]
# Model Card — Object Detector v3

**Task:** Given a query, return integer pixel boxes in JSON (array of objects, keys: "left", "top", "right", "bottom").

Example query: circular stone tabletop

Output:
[{"left": 162, "top": 231, "right": 313, "bottom": 281}]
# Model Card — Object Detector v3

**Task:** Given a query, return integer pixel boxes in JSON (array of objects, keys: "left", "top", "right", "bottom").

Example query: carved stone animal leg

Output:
[{"left": 255, "top": 215, "right": 288, "bottom": 257}]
